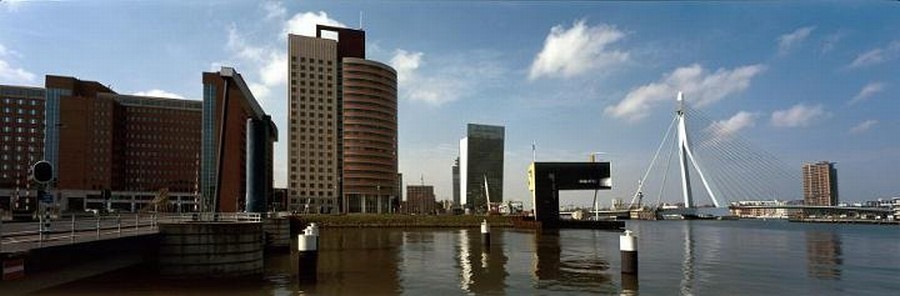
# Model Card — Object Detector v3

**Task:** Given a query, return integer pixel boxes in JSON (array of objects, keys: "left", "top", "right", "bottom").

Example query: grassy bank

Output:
[{"left": 293, "top": 214, "right": 520, "bottom": 228}]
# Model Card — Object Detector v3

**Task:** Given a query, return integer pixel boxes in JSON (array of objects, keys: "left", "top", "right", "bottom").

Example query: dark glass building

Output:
[{"left": 458, "top": 123, "right": 504, "bottom": 211}]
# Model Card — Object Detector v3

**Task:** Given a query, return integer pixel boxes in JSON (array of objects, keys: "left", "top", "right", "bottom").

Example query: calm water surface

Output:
[{"left": 36, "top": 220, "right": 900, "bottom": 295}]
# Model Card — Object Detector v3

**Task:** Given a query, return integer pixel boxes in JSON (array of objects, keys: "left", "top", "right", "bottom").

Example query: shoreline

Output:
[{"left": 290, "top": 214, "right": 519, "bottom": 228}]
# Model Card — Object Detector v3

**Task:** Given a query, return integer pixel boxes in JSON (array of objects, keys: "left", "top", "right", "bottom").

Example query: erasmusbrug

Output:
[{"left": 628, "top": 92, "right": 800, "bottom": 211}]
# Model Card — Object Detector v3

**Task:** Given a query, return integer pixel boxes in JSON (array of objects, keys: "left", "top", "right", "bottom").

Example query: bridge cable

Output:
[{"left": 629, "top": 116, "right": 678, "bottom": 208}]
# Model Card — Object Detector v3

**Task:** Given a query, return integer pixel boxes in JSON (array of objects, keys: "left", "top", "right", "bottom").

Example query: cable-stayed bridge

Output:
[{"left": 624, "top": 92, "right": 802, "bottom": 218}]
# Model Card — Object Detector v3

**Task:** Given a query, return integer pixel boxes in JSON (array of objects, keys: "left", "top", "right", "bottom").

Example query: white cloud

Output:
[
  {"left": 820, "top": 31, "right": 845, "bottom": 54},
  {"left": 604, "top": 63, "right": 766, "bottom": 122},
  {"left": 849, "top": 82, "right": 885, "bottom": 105},
  {"left": 227, "top": 26, "right": 266, "bottom": 63},
  {"left": 390, "top": 49, "right": 504, "bottom": 106},
  {"left": 850, "top": 41, "right": 900, "bottom": 68},
  {"left": 0, "top": 0, "right": 28, "bottom": 12},
  {"left": 132, "top": 89, "right": 186, "bottom": 99},
  {"left": 0, "top": 58, "right": 36, "bottom": 84},
  {"left": 247, "top": 82, "right": 271, "bottom": 102},
  {"left": 390, "top": 49, "right": 422, "bottom": 85},
  {"left": 778, "top": 26, "right": 815, "bottom": 55},
  {"left": 849, "top": 119, "right": 878, "bottom": 134},
  {"left": 259, "top": 51, "right": 287, "bottom": 86},
  {"left": 262, "top": 1, "right": 286, "bottom": 20},
  {"left": 529, "top": 20, "right": 628, "bottom": 80},
  {"left": 283, "top": 11, "right": 346, "bottom": 38},
  {"left": 770, "top": 103, "right": 828, "bottom": 127},
  {"left": 0, "top": 44, "right": 18, "bottom": 57},
  {"left": 708, "top": 111, "right": 758, "bottom": 137}
]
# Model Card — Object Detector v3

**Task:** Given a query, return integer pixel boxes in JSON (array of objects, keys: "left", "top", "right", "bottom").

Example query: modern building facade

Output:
[
  {"left": 342, "top": 58, "right": 398, "bottom": 214},
  {"left": 202, "top": 67, "right": 277, "bottom": 213},
  {"left": 803, "top": 161, "right": 838, "bottom": 206},
  {"left": 288, "top": 25, "right": 398, "bottom": 214},
  {"left": 405, "top": 185, "right": 436, "bottom": 215},
  {"left": 459, "top": 123, "right": 504, "bottom": 212},
  {"left": 1, "top": 76, "right": 203, "bottom": 213},
  {"left": 287, "top": 29, "right": 343, "bottom": 213}
]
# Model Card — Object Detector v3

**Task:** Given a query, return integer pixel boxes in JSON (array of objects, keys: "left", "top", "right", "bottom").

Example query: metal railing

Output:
[
  {"left": 0, "top": 213, "right": 159, "bottom": 253},
  {"left": 0, "top": 212, "right": 262, "bottom": 253},
  {"left": 156, "top": 212, "right": 261, "bottom": 223}
]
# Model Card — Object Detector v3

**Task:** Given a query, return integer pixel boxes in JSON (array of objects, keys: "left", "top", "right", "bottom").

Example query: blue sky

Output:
[{"left": 1, "top": 1, "right": 897, "bottom": 207}]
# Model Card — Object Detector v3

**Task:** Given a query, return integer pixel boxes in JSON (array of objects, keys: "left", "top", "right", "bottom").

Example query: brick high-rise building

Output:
[
  {"left": 0, "top": 85, "right": 45, "bottom": 209},
  {"left": 202, "top": 67, "right": 277, "bottom": 213},
  {"left": 0, "top": 76, "right": 204, "bottom": 213},
  {"left": 288, "top": 25, "right": 397, "bottom": 214},
  {"left": 803, "top": 161, "right": 838, "bottom": 206}
]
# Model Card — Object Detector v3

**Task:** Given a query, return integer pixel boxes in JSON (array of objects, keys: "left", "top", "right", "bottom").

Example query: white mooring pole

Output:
[
  {"left": 620, "top": 230, "right": 638, "bottom": 274},
  {"left": 481, "top": 219, "right": 491, "bottom": 247},
  {"left": 297, "top": 224, "right": 319, "bottom": 283}
]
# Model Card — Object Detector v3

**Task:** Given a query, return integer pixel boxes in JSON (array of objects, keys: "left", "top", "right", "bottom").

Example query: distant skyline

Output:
[{"left": 1, "top": 1, "right": 897, "bottom": 207}]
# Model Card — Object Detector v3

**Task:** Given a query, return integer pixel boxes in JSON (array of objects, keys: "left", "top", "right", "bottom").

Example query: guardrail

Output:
[
  {"left": 0, "top": 213, "right": 159, "bottom": 253},
  {"left": 156, "top": 212, "right": 261, "bottom": 223},
  {"left": 0, "top": 212, "right": 262, "bottom": 253}
]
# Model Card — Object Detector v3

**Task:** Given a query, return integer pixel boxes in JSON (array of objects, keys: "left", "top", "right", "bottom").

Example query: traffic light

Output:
[{"left": 32, "top": 161, "right": 53, "bottom": 184}]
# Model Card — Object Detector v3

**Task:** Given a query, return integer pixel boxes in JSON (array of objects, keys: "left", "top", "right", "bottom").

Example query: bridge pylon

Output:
[{"left": 676, "top": 92, "right": 721, "bottom": 208}]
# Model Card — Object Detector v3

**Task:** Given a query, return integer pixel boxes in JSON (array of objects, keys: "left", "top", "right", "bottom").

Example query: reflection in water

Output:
[
  {"left": 311, "top": 228, "right": 403, "bottom": 295},
  {"left": 532, "top": 230, "right": 612, "bottom": 292},
  {"left": 806, "top": 231, "right": 842, "bottom": 280},
  {"left": 621, "top": 273, "right": 639, "bottom": 296},
  {"left": 680, "top": 222, "right": 696, "bottom": 296},
  {"left": 456, "top": 229, "right": 508, "bottom": 294}
]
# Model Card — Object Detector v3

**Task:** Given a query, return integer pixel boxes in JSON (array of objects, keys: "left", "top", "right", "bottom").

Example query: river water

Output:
[{"left": 35, "top": 220, "right": 900, "bottom": 295}]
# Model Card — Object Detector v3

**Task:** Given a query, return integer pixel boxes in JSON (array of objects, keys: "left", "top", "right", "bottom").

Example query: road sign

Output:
[
  {"left": 32, "top": 161, "right": 53, "bottom": 184},
  {"left": 40, "top": 191, "right": 53, "bottom": 204}
]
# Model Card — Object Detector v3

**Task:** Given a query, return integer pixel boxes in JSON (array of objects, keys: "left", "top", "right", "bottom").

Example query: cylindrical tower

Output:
[{"left": 341, "top": 58, "right": 398, "bottom": 214}]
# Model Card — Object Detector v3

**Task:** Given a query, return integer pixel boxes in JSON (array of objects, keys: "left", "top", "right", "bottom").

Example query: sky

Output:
[{"left": 1, "top": 1, "right": 898, "bottom": 208}]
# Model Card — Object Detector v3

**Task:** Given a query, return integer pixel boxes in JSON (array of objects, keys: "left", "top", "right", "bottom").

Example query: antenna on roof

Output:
[{"left": 359, "top": 11, "right": 363, "bottom": 29}]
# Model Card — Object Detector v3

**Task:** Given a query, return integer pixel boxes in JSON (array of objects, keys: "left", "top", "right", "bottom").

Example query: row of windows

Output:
[
  {"left": 126, "top": 133, "right": 198, "bottom": 142},
  {"left": 127, "top": 116, "right": 199, "bottom": 125},
  {"left": 291, "top": 182, "right": 335, "bottom": 189},
  {"left": 290, "top": 165, "right": 335, "bottom": 173},
  {"left": 3, "top": 126, "right": 38, "bottom": 134},
  {"left": 1, "top": 98, "right": 42, "bottom": 106},
  {"left": 1, "top": 108, "right": 40, "bottom": 115},
  {"left": 291, "top": 157, "right": 334, "bottom": 165},
  {"left": 291, "top": 190, "right": 334, "bottom": 198},
  {"left": 0, "top": 144, "right": 38, "bottom": 153},
  {"left": 292, "top": 62, "right": 333, "bottom": 73},
  {"left": 292, "top": 57, "right": 333, "bottom": 65},
  {"left": 1, "top": 135, "right": 40, "bottom": 142},
  {"left": 2, "top": 117, "right": 41, "bottom": 125}
]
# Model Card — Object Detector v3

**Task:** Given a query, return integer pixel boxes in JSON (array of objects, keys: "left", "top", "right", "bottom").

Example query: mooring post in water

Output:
[
  {"left": 297, "top": 225, "right": 319, "bottom": 283},
  {"left": 620, "top": 229, "right": 638, "bottom": 274},
  {"left": 481, "top": 219, "right": 491, "bottom": 247}
]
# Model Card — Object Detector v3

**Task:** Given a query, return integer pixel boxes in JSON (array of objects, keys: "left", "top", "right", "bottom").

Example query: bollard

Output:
[
  {"left": 481, "top": 219, "right": 491, "bottom": 247},
  {"left": 297, "top": 229, "right": 318, "bottom": 283},
  {"left": 70, "top": 214, "right": 76, "bottom": 243},
  {"left": 620, "top": 230, "right": 638, "bottom": 274}
]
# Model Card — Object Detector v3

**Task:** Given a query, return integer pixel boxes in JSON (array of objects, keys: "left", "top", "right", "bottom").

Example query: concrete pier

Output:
[
  {"left": 157, "top": 222, "right": 263, "bottom": 278},
  {"left": 263, "top": 217, "right": 290, "bottom": 249}
]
